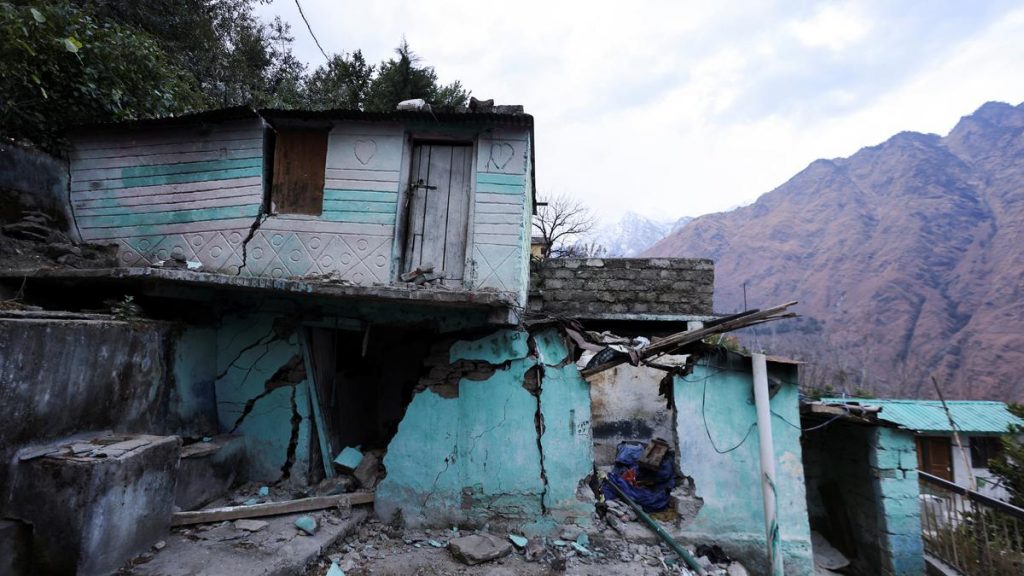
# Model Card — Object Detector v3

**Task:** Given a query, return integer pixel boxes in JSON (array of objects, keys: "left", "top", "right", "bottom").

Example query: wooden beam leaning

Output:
[
  {"left": 579, "top": 301, "right": 798, "bottom": 378},
  {"left": 171, "top": 492, "right": 375, "bottom": 526}
]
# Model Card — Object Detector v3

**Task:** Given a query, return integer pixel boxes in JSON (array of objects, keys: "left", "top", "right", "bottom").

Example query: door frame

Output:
[{"left": 392, "top": 133, "right": 478, "bottom": 286}]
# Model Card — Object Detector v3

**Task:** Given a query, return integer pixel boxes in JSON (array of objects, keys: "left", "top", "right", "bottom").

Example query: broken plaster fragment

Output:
[
  {"left": 234, "top": 519, "right": 268, "bottom": 532},
  {"left": 508, "top": 534, "right": 528, "bottom": 549},
  {"left": 334, "top": 446, "right": 363, "bottom": 472},
  {"left": 449, "top": 533, "right": 512, "bottom": 566},
  {"left": 294, "top": 515, "right": 318, "bottom": 536}
]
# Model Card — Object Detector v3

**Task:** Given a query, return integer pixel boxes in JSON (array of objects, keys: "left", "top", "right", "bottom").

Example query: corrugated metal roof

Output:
[{"left": 822, "top": 398, "right": 1024, "bottom": 434}]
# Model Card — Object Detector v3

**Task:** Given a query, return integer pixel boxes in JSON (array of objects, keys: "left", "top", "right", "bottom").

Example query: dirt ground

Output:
[{"left": 301, "top": 514, "right": 739, "bottom": 576}]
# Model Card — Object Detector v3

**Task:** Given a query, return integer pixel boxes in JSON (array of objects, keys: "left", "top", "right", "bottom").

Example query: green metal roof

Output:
[{"left": 821, "top": 398, "right": 1024, "bottom": 434}]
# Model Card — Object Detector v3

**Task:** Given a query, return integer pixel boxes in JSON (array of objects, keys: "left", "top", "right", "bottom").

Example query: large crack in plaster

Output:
[
  {"left": 226, "top": 353, "right": 305, "bottom": 432},
  {"left": 235, "top": 211, "right": 268, "bottom": 276},
  {"left": 279, "top": 384, "right": 302, "bottom": 480},
  {"left": 525, "top": 336, "right": 550, "bottom": 514}
]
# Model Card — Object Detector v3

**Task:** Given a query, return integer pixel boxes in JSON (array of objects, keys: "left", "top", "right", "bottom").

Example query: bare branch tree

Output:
[{"left": 532, "top": 193, "right": 596, "bottom": 258}]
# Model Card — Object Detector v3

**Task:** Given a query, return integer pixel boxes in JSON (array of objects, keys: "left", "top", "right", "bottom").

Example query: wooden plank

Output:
[
  {"left": 72, "top": 146, "right": 263, "bottom": 171},
  {"left": 474, "top": 234, "right": 522, "bottom": 246},
  {"left": 258, "top": 217, "right": 392, "bottom": 236},
  {"left": 73, "top": 137, "right": 263, "bottom": 161},
  {"left": 79, "top": 218, "right": 256, "bottom": 241},
  {"left": 477, "top": 138, "right": 528, "bottom": 174},
  {"left": 326, "top": 132, "right": 404, "bottom": 172},
  {"left": 271, "top": 130, "right": 328, "bottom": 216},
  {"left": 72, "top": 123, "right": 262, "bottom": 151},
  {"left": 75, "top": 193, "right": 261, "bottom": 217},
  {"left": 474, "top": 213, "right": 523, "bottom": 225},
  {"left": 403, "top": 145, "right": 426, "bottom": 272},
  {"left": 421, "top": 145, "right": 453, "bottom": 274},
  {"left": 323, "top": 179, "right": 398, "bottom": 193},
  {"left": 473, "top": 223, "right": 521, "bottom": 237},
  {"left": 474, "top": 202, "right": 523, "bottom": 215},
  {"left": 74, "top": 185, "right": 262, "bottom": 210},
  {"left": 71, "top": 177, "right": 263, "bottom": 201},
  {"left": 170, "top": 493, "right": 374, "bottom": 526},
  {"left": 77, "top": 205, "right": 259, "bottom": 229},
  {"left": 476, "top": 193, "right": 523, "bottom": 206},
  {"left": 72, "top": 166, "right": 263, "bottom": 192},
  {"left": 323, "top": 189, "right": 397, "bottom": 203},
  {"left": 300, "top": 330, "right": 334, "bottom": 480},
  {"left": 74, "top": 156, "right": 262, "bottom": 182},
  {"left": 443, "top": 146, "right": 472, "bottom": 281},
  {"left": 321, "top": 211, "right": 396, "bottom": 225},
  {"left": 477, "top": 172, "right": 526, "bottom": 186},
  {"left": 325, "top": 168, "right": 400, "bottom": 183},
  {"left": 322, "top": 200, "right": 396, "bottom": 214}
]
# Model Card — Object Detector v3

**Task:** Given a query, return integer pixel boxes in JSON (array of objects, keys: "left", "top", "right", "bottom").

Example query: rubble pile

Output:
[{"left": 0, "top": 210, "right": 116, "bottom": 270}]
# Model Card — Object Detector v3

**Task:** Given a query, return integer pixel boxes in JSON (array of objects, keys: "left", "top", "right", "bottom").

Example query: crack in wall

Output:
[
  {"left": 235, "top": 212, "right": 268, "bottom": 276},
  {"left": 525, "top": 335, "right": 549, "bottom": 514},
  {"left": 226, "top": 353, "right": 306, "bottom": 432},
  {"left": 279, "top": 384, "right": 301, "bottom": 480},
  {"left": 421, "top": 451, "right": 455, "bottom": 507}
]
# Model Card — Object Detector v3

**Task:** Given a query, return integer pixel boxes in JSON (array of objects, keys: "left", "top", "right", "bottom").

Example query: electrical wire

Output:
[
  {"left": 698, "top": 358, "right": 758, "bottom": 454},
  {"left": 771, "top": 410, "right": 845, "bottom": 432},
  {"left": 294, "top": 0, "right": 329, "bottom": 60}
]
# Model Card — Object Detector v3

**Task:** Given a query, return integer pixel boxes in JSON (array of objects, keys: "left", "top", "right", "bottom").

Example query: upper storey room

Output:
[{"left": 66, "top": 106, "right": 536, "bottom": 305}]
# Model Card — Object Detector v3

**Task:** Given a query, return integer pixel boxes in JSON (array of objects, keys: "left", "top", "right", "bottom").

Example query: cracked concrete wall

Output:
[
  {"left": 0, "top": 318, "right": 174, "bottom": 511},
  {"left": 376, "top": 327, "right": 593, "bottom": 533},
  {"left": 214, "top": 315, "right": 312, "bottom": 484},
  {"left": 673, "top": 354, "right": 814, "bottom": 576}
]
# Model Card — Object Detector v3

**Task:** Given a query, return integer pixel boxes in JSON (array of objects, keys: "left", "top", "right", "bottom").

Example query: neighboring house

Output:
[{"left": 824, "top": 398, "right": 1023, "bottom": 501}]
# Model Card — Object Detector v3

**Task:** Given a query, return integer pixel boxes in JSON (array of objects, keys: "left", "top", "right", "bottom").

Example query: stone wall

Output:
[
  {"left": 529, "top": 258, "right": 714, "bottom": 318},
  {"left": 802, "top": 421, "right": 924, "bottom": 575},
  {"left": 0, "top": 142, "right": 79, "bottom": 241}
]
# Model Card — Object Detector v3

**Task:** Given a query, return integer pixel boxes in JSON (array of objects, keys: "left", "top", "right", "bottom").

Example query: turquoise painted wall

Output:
[
  {"left": 376, "top": 328, "right": 592, "bottom": 532},
  {"left": 214, "top": 315, "right": 312, "bottom": 483},
  {"left": 674, "top": 355, "right": 814, "bottom": 575},
  {"left": 170, "top": 326, "right": 218, "bottom": 436},
  {"left": 874, "top": 427, "right": 924, "bottom": 575}
]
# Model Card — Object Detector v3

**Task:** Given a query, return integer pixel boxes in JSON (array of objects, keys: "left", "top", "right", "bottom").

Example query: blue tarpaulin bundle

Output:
[{"left": 602, "top": 441, "right": 675, "bottom": 512}]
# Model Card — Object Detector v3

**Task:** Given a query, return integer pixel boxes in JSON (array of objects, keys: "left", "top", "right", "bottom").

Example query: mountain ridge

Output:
[{"left": 644, "top": 100, "right": 1024, "bottom": 401}]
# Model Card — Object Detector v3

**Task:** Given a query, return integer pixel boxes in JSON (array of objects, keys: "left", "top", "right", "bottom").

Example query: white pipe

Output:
[{"left": 752, "top": 352, "right": 784, "bottom": 575}]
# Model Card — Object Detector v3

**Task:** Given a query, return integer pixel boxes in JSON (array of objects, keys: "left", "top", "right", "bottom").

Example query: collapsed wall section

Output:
[{"left": 375, "top": 327, "right": 593, "bottom": 532}]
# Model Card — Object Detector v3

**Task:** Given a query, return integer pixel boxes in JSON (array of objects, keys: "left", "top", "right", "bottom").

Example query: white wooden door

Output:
[{"left": 403, "top": 143, "right": 472, "bottom": 282}]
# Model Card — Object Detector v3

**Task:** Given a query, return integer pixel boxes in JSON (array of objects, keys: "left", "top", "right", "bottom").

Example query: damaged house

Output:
[{"left": 2, "top": 105, "right": 814, "bottom": 575}]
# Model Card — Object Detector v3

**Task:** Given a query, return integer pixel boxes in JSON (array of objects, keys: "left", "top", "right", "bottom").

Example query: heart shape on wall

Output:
[
  {"left": 489, "top": 142, "right": 514, "bottom": 170},
  {"left": 354, "top": 139, "right": 377, "bottom": 165}
]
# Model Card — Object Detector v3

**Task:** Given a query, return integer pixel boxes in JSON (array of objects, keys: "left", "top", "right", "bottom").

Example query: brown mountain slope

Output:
[{"left": 644, "top": 101, "right": 1024, "bottom": 401}]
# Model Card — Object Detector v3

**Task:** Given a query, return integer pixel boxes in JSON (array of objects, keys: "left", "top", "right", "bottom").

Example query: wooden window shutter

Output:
[{"left": 271, "top": 129, "right": 328, "bottom": 215}]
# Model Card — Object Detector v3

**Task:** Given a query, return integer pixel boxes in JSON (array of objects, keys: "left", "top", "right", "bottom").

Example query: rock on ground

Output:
[{"left": 449, "top": 533, "right": 513, "bottom": 565}]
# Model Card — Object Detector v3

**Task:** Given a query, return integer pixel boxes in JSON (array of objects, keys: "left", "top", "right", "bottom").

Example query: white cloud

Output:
[
  {"left": 790, "top": 3, "right": 873, "bottom": 51},
  {"left": 259, "top": 1, "right": 1024, "bottom": 223}
]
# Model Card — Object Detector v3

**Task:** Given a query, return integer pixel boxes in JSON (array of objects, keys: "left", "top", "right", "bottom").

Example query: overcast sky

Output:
[{"left": 258, "top": 0, "right": 1024, "bottom": 223}]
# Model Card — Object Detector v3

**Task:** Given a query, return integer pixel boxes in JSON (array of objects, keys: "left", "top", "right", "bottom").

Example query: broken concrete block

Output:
[
  {"left": 234, "top": 519, "right": 268, "bottom": 532},
  {"left": 295, "top": 515, "right": 318, "bottom": 535},
  {"left": 448, "top": 533, "right": 512, "bottom": 565},
  {"left": 6, "top": 434, "right": 180, "bottom": 576},
  {"left": 508, "top": 534, "right": 528, "bottom": 549},
  {"left": 353, "top": 451, "right": 380, "bottom": 489},
  {"left": 326, "top": 560, "right": 345, "bottom": 576},
  {"left": 334, "top": 446, "right": 363, "bottom": 472},
  {"left": 174, "top": 434, "right": 246, "bottom": 511}
]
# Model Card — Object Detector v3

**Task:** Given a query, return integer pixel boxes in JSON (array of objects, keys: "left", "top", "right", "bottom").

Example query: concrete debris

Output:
[
  {"left": 233, "top": 519, "right": 268, "bottom": 532},
  {"left": 325, "top": 560, "right": 345, "bottom": 576},
  {"left": 295, "top": 515, "right": 319, "bottom": 536},
  {"left": 352, "top": 450, "right": 381, "bottom": 489},
  {"left": 726, "top": 561, "right": 751, "bottom": 576},
  {"left": 448, "top": 533, "right": 513, "bottom": 565},
  {"left": 152, "top": 540, "right": 166, "bottom": 551},
  {"left": 333, "top": 446, "right": 363, "bottom": 472},
  {"left": 811, "top": 531, "right": 850, "bottom": 570},
  {"left": 508, "top": 533, "right": 528, "bottom": 548}
]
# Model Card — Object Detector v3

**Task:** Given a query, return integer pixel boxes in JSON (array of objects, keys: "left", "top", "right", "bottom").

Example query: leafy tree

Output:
[
  {"left": 364, "top": 39, "right": 469, "bottom": 112},
  {"left": 988, "top": 402, "right": 1024, "bottom": 507},
  {"left": 303, "top": 51, "right": 374, "bottom": 110},
  {"left": 0, "top": 1, "right": 200, "bottom": 149}
]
